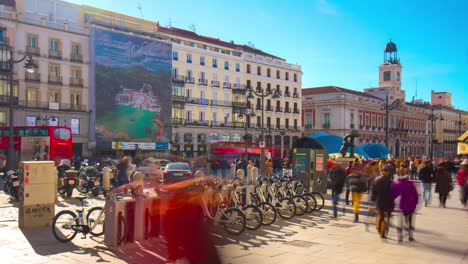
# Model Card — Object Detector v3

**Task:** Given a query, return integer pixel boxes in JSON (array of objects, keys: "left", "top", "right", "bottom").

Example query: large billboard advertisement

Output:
[{"left": 91, "top": 28, "right": 172, "bottom": 146}]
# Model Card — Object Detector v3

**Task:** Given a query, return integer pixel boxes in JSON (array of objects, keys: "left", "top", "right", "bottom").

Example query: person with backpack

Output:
[
  {"left": 347, "top": 165, "right": 367, "bottom": 222},
  {"left": 329, "top": 163, "right": 347, "bottom": 218},
  {"left": 418, "top": 158, "right": 434, "bottom": 207}
]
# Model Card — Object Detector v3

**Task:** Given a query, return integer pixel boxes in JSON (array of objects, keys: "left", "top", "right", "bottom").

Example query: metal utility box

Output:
[
  {"left": 134, "top": 197, "right": 158, "bottom": 241},
  {"left": 292, "top": 148, "right": 329, "bottom": 194},
  {"left": 18, "top": 161, "right": 57, "bottom": 228},
  {"left": 104, "top": 199, "right": 131, "bottom": 247}
]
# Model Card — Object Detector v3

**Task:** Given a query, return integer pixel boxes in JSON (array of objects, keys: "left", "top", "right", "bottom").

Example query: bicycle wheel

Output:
[
  {"left": 303, "top": 194, "right": 317, "bottom": 213},
  {"left": 221, "top": 208, "right": 246, "bottom": 235},
  {"left": 277, "top": 197, "right": 296, "bottom": 219},
  {"left": 310, "top": 192, "right": 325, "bottom": 211},
  {"left": 257, "top": 202, "right": 277, "bottom": 226},
  {"left": 117, "top": 212, "right": 127, "bottom": 245},
  {"left": 52, "top": 210, "right": 79, "bottom": 243},
  {"left": 242, "top": 205, "right": 263, "bottom": 231},
  {"left": 292, "top": 195, "right": 308, "bottom": 216},
  {"left": 87, "top": 206, "right": 105, "bottom": 236}
]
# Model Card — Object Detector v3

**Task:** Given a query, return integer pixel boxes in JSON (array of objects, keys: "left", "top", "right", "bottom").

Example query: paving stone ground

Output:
[{"left": 0, "top": 181, "right": 467, "bottom": 264}]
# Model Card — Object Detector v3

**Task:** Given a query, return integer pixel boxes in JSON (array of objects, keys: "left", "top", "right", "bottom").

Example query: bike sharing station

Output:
[{"left": 18, "top": 161, "right": 57, "bottom": 228}]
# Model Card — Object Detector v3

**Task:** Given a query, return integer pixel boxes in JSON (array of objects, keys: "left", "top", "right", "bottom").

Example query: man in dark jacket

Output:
[
  {"left": 329, "top": 163, "right": 347, "bottom": 218},
  {"left": 372, "top": 165, "right": 395, "bottom": 238},
  {"left": 418, "top": 158, "right": 434, "bottom": 206}
]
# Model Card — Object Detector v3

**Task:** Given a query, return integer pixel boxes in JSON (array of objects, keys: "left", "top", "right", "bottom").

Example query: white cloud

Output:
[{"left": 317, "top": 0, "right": 338, "bottom": 15}]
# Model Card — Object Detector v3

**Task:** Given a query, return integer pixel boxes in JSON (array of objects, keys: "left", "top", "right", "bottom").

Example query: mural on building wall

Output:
[{"left": 92, "top": 28, "right": 172, "bottom": 143}]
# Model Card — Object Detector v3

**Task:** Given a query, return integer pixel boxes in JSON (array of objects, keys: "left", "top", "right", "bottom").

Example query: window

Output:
[
  {"left": 186, "top": 53, "right": 192, "bottom": 63},
  {"left": 294, "top": 73, "right": 297, "bottom": 82},
  {"left": 200, "top": 56, "right": 205, "bottom": 65},
  {"left": 276, "top": 70, "right": 280, "bottom": 79},
  {"left": 49, "top": 63, "right": 60, "bottom": 76},
  {"left": 267, "top": 68, "right": 271, "bottom": 77},
  {"left": 350, "top": 113, "right": 354, "bottom": 125},
  {"left": 72, "top": 42, "right": 81, "bottom": 56},
  {"left": 235, "top": 63, "right": 240, "bottom": 72},
  {"left": 285, "top": 118, "right": 289, "bottom": 129},
  {"left": 305, "top": 113, "right": 312, "bottom": 128},
  {"left": 48, "top": 91, "right": 59, "bottom": 103},
  {"left": 186, "top": 110, "right": 192, "bottom": 121},
  {"left": 26, "top": 116, "right": 37, "bottom": 126},
  {"left": 257, "top": 66, "right": 261, "bottom": 76},
  {"left": 396, "top": 72, "right": 400, "bottom": 81},
  {"left": 172, "top": 68, "right": 178, "bottom": 77},
  {"left": 54, "top": 128, "right": 71, "bottom": 140},
  {"left": 199, "top": 112, "right": 205, "bottom": 123},
  {"left": 173, "top": 51, "right": 178, "bottom": 61},
  {"left": 323, "top": 113, "right": 330, "bottom": 128},
  {"left": 27, "top": 88, "right": 39, "bottom": 106},
  {"left": 212, "top": 58, "right": 217, "bottom": 68},
  {"left": 365, "top": 115, "right": 370, "bottom": 127},
  {"left": 71, "top": 118, "right": 80, "bottom": 135},
  {"left": 246, "top": 64, "right": 251, "bottom": 74},
  {"left": 372, "top": 116, "right": 376, "bottom": 127},
  {"left": 359, "top": 114, "right": 363, "bottom": 126},
  {"left": 276, "top": 118, "right": 281, "bottom": 129},
  {"left": 49, "top": 38, "right": 60, "bottom": 51},
  {"left": 71, "top": 67, "right": 81, "bottom": 79},
  {"left": 224, "top": 61, "right": 229, "bottom": 70},
  {"left": 27, "top": 34, "right": 38, "bottom": 48},
  {"left": 186, "top": 89, "right": 192, "bottom": 98},
  {"left": 285, "top": 72, "right": 289, "bottom": 81},
  {"left": 71, "top": 93, "right": 80, "bottom": 107},
  {"left": 383, "top": 71, "right": 391, "bottom": 81},
  {"left": 199, "top": 71, "right": 206, "bottom": 81},
  {"left": 0, "top": 112, "right": 5, "bottom": 126}
]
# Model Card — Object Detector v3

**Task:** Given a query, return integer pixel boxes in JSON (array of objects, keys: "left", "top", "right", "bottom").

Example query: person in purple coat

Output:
[{"left": 391, "top": 168, "right": 419, "bottom": 243}]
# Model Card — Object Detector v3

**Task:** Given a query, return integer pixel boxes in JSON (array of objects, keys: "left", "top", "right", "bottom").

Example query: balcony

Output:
[
  {"left": 69, "top": 77, "right": 83, "bottom": 87},
  {"left": 63, "top": 104, "right": 87, "bottom": 112},
  {"left": 232, "top": 101, "right": 247, "bottom": 108},
  {"left": 198, "top": 79, "right": 208, "bottom": 86},
  {"left": 210, "top": 121, "right": 232, "bottom": 128},
  {"left": 211, "top": 80, "right": 220, "bottom": 87},
  {"left": 49, "top": 49, "right": 62, "bottom": 60},
  {"left": 255, "top": 105, "right": 263, "bottom": 111},
  {"left": 0, "top": 36, "right": 9, "bottom": 47},
  {"left": 293, "top": 93, "right": 299, "bottom": 98},
  {"left": 25, "top": 72, "right": 40, "bottom": 82},
  {"left": 48, "top": 75, "right": 62, "bottom": 85},
  {"left": 172, "top": 118, "right": 184, "bottom": 126},
  {"left": 185, "top": 77, "right": 194, "bottom": 84},
  {"left": 186, "top": 97, "right": 209, "bottom": 105},
  {"left": 172, "top": 75, "right": 185, "bottom": 83},
  {"left": 275, "top": 106, "right": 283, "bottom": 112},
  {"left": 211, "top": 99, "right": 231, "bottom": 107},
  {"left": 70, "top": 53, "right": 83, "bottom": 63},
  {"left": 171, "top": 95, "right": 186, "bottom": 103},
  {"left": 293, "top": 109, "right": 300, "bottom": 114},
  {"left": 266, "top": 105, "right": 274, "bottom": 112},
  {"left": 223, "top": 82, "right": 231, "bottom": 89},
  {"left": 185, "top": 120, "right": 209, "bottom": 127},
  {"left": 284, "top": 91, "right": 291, "bottom": 97},
  {"left": 26, "top": 46, "right": 40, "bottom": 56},
  {"left": 0, "top": 61, "right": 11, "bottom": 72},
  {"left": 284, "top": 107, "right": 291, "bottom": 113},
  {"left": 0, "top": 95, "right": 18, "bottom": 106}
]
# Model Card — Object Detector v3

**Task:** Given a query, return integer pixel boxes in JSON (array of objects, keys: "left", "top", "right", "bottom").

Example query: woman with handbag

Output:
[{"left": 434, "top": 166, "right": 453, "bottom": 208}]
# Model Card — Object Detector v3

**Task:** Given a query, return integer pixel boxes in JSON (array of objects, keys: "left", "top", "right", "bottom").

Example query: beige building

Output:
[{"left": 0, "top": 0, "right": 91, "bottom": 156}]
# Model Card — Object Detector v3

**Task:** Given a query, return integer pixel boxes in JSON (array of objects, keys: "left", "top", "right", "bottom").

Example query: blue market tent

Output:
[
  {"left": 307, "top": 132, "right": 369, "bottom": 158},
  {"left": 359, "top": 143, "right": 391, "bottom": 159}
]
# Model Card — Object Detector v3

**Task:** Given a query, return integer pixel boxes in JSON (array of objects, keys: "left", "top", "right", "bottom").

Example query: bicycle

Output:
[
  {"left": 265, "top": 178, "right": 296, "bottom": 219},
  {"left": 200, "top": 183, "right": 246, "bottom": 235},
  {"left": 251, "top": 182, "right": 277, "bottom": 226},
  {"left": 231, "top": 189, "right": 263, "bottom": 231},
  {"left": 51, "top": 196, "right": 126, "bottom": 243}
]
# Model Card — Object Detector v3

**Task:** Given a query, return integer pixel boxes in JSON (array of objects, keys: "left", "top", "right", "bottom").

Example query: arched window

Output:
[
  {"left": 210, "top": 133, "right": 219, "bottom": 142},
  {"left": 184, "top": 133, "right": 193, "bottom": 143},
  {"left": 198, "top": 133, "right": 207, "bottom": 144}
]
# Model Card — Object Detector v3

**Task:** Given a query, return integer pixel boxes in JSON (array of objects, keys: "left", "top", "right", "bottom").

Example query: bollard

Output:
[
  {"left": 236, "top": 169, "right": 245, "bottom": 181},
  {"left": 231, "top": 163, "right": 236, "bottom": 179},
  {"left": 252, "top": 167, "right": 259, "bottom": 185},
  {"left": 247, "top": 164, "right": 254, "bottom": 185},
  {"left": 195, "top": 169, "right": 205, "bottom": 178},
  {"left": 102, "top": 167, "right": 111, "bottom": 191}
]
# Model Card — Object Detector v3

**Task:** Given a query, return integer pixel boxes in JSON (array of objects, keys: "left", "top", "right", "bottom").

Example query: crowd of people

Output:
[{"left": 328, "top": 156, "right": 468, "bottom": 242}]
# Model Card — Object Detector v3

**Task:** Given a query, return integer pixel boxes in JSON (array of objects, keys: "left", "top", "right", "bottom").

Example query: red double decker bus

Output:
[{"left": 0, "top": 126, "right": 73, "bottom": 165}]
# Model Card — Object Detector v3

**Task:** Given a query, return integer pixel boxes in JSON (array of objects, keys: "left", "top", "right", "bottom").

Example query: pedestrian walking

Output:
[
  {"left": 347, "top": 167, "right": 367, "bottom": 222},
  {"left": 265, "top": 158, "right": 273, "bottom": 177},
  {"left": 391, "top": 168, "right": 418, "bottom": 242},
  {"left": 345, "top": 161, "right": 353, "bottom": 205},
  {"left": 371, "top": 164, "right": 395, "bottom": 239},
  {"left": 116, "top": 156, "right": 130, "bottom": 187},
  {"left": 220, "top": 159, "right": 228, "bottom": 178},
  {"left": 434, "top": 166, "right": 453, "bottom": 208},
  {"left": 456, "top": 159, "right": 468, "bottom": 207},
  {"left": 329, "top": 163, "right": 346, "bottom": 218},
  {"left": 418, "top": 157, "right": 434, "bottom": 206}
]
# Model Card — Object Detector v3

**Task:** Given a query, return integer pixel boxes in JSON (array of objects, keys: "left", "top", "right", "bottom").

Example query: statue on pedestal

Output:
[{"left": 340, "top": 129, "right": 360, "bottom": 158}]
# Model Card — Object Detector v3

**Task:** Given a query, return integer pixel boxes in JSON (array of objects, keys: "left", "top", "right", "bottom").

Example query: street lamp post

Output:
[
  {"left": 1, "top": 44, "right": 37, "bottom": 170},
  {"left": 238, "top": 110, "right": 255, "bottom": 161},
  {"left": 429, "top": 107, "right": 444, "bottom": 159},
  {"left": 246, "top": 86, "right": 280, "bottom": 177}
]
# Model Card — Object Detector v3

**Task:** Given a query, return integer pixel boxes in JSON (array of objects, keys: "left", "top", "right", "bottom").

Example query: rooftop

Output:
[{"left": 302, "top": 86, "right": 383, "bottom": 101}]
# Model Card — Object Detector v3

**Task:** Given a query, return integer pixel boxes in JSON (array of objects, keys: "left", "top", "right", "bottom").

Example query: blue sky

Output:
[{"left": 66, "top": 0, "right": 468, "bottom": 110}]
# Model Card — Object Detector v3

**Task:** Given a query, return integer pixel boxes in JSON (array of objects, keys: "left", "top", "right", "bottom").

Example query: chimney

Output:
[
  {"left": 64, "top": 22, "right": 69, "bottom": 31},
  {"left": 41, "top": 17, "right": 46, "bottom": 26}
]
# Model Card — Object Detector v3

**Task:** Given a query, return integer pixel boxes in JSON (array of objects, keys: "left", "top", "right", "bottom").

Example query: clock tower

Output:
[{"left": 378, "top": 41, "right": 405, "bottom": 101}]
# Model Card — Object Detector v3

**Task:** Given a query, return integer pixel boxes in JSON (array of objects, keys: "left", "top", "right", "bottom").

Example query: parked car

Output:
[
  {"left": 137, "top": 158, "right": 170, "bottom": 182},
  {"left": 163, "top": 162, "right": 193, "bottom": 183}
]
